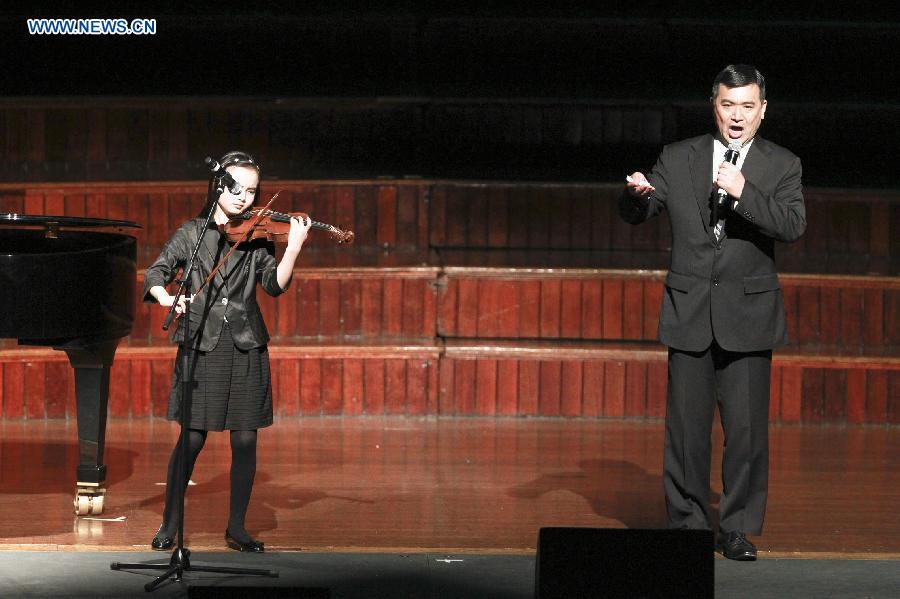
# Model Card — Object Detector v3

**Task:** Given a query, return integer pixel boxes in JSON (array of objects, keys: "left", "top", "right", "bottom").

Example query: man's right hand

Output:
[{"left": 626, "top": 172, "right": 656, "bottom": 199}]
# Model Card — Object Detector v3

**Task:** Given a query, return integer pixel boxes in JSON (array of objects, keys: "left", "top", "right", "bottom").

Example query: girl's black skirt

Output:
[{"left": 167, "top": 322, "right": 273, "bottom": 431}]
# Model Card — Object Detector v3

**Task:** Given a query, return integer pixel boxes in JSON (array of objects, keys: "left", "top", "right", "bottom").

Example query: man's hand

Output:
[
  {"left": 625, "top": 172, "right": 655, "bottom": 199},
  {"left": 715, "top": 162, "right": 746, "bottom": 199}
]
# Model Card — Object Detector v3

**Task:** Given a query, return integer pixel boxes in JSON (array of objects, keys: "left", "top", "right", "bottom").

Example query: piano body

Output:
[{"left": 0, "top": 214, "right": 139, "bottom": 515}]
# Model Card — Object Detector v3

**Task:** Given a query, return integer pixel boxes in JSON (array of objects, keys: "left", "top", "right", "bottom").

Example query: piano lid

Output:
[
  {"left": 0, "top": 213, "right": 141, "bottom": 229},
  {"left": 0, "top": 214, "right": 138, "bottom": 342}
]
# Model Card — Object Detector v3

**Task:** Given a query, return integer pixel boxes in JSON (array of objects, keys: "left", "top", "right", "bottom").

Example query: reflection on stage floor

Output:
[{"left": 1, "top": 417, "right": 898, "bottom": 557}]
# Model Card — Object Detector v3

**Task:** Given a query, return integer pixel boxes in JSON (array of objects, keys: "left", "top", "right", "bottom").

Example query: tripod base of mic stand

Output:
[{"left": 111, "top": 545, "right": 278, "bottom": 592}]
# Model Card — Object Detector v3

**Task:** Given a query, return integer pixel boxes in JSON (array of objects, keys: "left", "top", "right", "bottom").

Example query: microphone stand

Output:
[{"left": 111, "top": 193, "right": 277, "bottom": 591}]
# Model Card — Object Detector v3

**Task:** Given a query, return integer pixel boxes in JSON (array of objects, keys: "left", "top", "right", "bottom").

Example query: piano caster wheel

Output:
[{"left": 74, "top": 488, "right": 105, "bottom": 516}]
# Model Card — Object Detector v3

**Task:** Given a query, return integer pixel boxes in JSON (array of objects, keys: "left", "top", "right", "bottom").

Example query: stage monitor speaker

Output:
[
  {"left": 188, "top": 586, "right": 329, "bottom": 598},
  {"left": 535, "top": 527, "right": 713, "bottom": 599}
]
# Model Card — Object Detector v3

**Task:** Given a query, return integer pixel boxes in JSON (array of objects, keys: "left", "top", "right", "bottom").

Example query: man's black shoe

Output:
[{"left": 717, "top": 531, "right": 757, "bottom": 561}]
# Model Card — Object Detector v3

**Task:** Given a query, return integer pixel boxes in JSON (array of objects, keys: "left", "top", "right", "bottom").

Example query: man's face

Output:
[{"left": 713, "top": 83, "right": 767, "bottom": 145}]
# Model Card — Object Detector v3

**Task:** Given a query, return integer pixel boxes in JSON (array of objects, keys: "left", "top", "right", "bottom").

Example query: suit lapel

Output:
[
  {"left": 200, "top": 221, "right": 228, "bottom": 290},
  {"left": 689, "top": 134, "right": 715, "bottom": 240},
  {"left": 740, "top": 136, "right": 772, "bottom": 192}
]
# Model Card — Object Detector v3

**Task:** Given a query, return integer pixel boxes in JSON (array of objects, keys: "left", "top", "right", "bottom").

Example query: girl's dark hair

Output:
[
  {"left": 711, "top": 64, "right": 766, "bottom": 102},
  {"left": 198, "top": 150, "right": 261, "bottom": 218}
]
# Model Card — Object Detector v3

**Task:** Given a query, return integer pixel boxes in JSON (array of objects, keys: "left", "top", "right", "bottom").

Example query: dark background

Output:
[{"left": 2, "top": 2, "right": 899, "bottom": 186}]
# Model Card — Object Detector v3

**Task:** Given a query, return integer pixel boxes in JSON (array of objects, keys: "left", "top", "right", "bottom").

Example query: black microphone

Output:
[
  {"left": 716, "top": 142, "right": 742, "bottom": 208},
  {"left": 204, "top": 156, "right": 243, "bottom": 195}
]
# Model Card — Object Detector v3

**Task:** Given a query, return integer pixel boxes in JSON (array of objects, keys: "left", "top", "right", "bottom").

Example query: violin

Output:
[{"left": 221, "top": 208, "right": 354, "bottom": 245}]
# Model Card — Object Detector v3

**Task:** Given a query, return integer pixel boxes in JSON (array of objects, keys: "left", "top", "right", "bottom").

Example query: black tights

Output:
[{"left": 158, "top": 428, "right": 258, "bottom": 544}]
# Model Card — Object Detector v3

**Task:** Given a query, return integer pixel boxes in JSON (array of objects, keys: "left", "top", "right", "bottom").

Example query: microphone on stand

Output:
[
  {"left": 205, "top": 156, "right": 244, "bottom": 195},
  {"left": 715, "top": 142, "right": 742, "bottom": 208}
]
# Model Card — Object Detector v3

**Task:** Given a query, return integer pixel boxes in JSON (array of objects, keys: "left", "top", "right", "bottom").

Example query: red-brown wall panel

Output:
[{"left": 364, "top": 358, "right": 386, "bottom": 415}]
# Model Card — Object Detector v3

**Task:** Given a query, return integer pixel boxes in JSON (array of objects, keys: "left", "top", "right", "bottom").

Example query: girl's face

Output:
[{"left": 215, "top": 165, "right": 259, "bottom": 221}]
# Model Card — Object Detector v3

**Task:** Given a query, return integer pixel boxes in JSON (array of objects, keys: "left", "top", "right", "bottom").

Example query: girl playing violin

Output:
[{"left": 142, "top": 150, "right": 311, "bottom": 552}]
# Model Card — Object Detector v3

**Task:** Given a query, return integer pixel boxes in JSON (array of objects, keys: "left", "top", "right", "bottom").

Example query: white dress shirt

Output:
[{"left": 712, "top": 137, "right": 754, "bottom": 239}]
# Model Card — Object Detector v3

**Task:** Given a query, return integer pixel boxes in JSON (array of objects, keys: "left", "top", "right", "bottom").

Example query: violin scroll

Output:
[{"left": 323, "top": 224, "right": 354, "bottom": 245}]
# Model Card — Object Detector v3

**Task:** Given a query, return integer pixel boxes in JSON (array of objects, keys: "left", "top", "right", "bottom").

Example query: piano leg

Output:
[{"left": 62, "top": 340, "right": 119, "bottom": 516}]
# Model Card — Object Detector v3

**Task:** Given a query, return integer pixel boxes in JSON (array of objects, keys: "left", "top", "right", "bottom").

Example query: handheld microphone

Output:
[
  {"left": 716, "top": 142, "right": 742, "bottom": 208},
  {"left": 204, "top": 156, "right": 244, "bottom": 196}
]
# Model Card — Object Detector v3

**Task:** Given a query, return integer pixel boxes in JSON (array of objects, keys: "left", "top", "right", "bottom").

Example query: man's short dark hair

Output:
[{"left": 711, "top": 64, "right": 766, "bottom": 102}]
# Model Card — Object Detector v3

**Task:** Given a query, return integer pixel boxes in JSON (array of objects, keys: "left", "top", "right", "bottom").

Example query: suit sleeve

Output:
[
  {"left": 735, "top": 155, "right": 806, "bottom": 243},
  {"left": 618, "top": 145, "right": 670, "bottom": 224},
  {"left": 256, "top": 241, "right": 286, "bottom": 297},
  {"left": 142, "top": 223, "right": 192, "bottom": 302}
]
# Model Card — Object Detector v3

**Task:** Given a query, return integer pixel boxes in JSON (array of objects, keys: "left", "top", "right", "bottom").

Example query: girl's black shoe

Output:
[
  {"left": 225, "top": 529, "right": 264, "bottom": 552},
  {"left": 151, "top": 526, "right": 174, "bottom": 551}
]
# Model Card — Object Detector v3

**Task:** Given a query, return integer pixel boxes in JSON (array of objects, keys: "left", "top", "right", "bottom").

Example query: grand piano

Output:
[{"left": 0, "top": 214, "right": 139, "bottom": 515}]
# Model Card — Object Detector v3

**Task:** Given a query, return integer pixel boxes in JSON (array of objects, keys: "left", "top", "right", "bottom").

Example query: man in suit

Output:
[{"left": 620, "top": 64, "right": 806, "bottom": 560}]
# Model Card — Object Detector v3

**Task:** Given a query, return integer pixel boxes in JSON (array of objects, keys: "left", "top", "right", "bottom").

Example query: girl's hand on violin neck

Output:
[
  {"left": 287, "top": 214, "right": 311, "bottom": 253},
  {"left": 276, "top": 216, "right": 310, "bottom": 290}
]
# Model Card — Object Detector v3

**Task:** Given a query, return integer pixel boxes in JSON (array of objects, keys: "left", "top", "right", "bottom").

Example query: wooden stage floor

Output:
[{"left": 1, "top": 417, "right": 898, "bottom": 558}]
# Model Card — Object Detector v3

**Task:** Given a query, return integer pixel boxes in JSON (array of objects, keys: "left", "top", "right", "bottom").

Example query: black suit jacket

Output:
[
  {"left": 143, "top": 219, "right": 285, "bottom": 351},
  {"left": 619, "top": 134, "right": 806, "bottom": 352}
]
